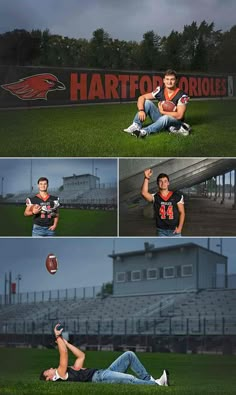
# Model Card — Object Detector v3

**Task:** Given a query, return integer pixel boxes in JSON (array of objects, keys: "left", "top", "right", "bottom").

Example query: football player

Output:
[
  {"left": 124, "top": 69, "right": 191, "bottom": 138},
  {"left": 39, "top": 324, "right": 169, "bottom": 386},
  {"left": 141, "top": 169, "right": 185, "bottom": 236},
  {"left": 24, "top": 177, "right": 60, "bottom": 237}
]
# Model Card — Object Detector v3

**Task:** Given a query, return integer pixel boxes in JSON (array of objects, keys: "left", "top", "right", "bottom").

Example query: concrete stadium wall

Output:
[{"left": 0, "top": 66, "right": 235, "bottom": 108}]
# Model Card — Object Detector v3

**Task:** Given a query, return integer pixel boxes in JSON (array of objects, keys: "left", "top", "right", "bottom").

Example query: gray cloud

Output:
[{"left": 0, "top": 0, "right": 234, "bottom": 39}]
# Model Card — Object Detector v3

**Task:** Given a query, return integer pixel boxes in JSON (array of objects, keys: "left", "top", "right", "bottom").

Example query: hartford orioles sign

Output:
[{"left": 0, "top": 67, "right": 230, "bottom": 107}]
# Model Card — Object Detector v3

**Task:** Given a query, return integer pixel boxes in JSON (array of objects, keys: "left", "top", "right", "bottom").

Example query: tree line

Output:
[{"left": 0, "top": 20, "right": 235, "bottom": 73}]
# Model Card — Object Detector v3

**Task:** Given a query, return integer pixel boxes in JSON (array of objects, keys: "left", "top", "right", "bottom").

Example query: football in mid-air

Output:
[
  {"left": 46, "top": 253, "right": 58, "bottom": 275},
  {"left": 161, "top": 100, "right": 176, "bottom": 112}
]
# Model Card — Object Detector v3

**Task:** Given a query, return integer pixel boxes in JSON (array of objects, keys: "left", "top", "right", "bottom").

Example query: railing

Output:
[
  {"left": 0, "top": 316, "right": 236, "bottom": 336},
  {"left": 0, "top": 285, "right": 103, "bottom": 306}
]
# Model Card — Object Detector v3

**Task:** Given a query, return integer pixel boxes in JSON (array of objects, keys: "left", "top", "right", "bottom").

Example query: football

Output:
[
  {"left": 45, "top": 253, "right": 58, "bottom": 275},
  {"left": 56, "top": 323, "right": 64, "bottom": 331},
  {"left": 161, "top": 100, "right": 176, "bottom": 112}
]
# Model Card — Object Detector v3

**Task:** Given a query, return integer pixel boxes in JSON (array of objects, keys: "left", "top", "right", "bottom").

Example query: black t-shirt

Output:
[
  {"left": 153, "top": 191, "right": 184, "bottom": 230},
  {"left": 53, "top": 367, "right": 98, "bottom": 382},
  {"left": 26, "top": 194, "right": 59, "bottom": 227}
]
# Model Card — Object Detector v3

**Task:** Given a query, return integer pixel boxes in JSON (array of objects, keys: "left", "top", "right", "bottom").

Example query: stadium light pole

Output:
[
  {"left": 112, "top": 238, "right": 116, "bottom": 254},
  {"left": 207, "top": 238, "right": 210, "bottom": 250},
  {"left": 4, "top": 272, "right": 7, "bottom": 305},
  {"left": 9, "top": 271, "right": 12, "bottom": 305},
  {"left": 92, "top": 159, "right": 94, "bottom": 176},
  {"left": 1, "top": 177, "right": 4, "bottom": 197},
  {"left": 16, "top": 274, "right": 22, "bottom": 303},
  {"left": 216, "top": 238, "right": 223, "bottom": 255}
]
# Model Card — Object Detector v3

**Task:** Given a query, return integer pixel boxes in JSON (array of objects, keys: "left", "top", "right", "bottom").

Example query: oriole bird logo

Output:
[{"left": 1, "top": 73, "right": 66, "bottom": 100}]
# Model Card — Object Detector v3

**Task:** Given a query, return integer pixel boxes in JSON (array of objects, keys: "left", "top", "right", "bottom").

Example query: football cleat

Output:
[
  {"left": 155, "top": 369, "right": 170, "bottom": 386},
  {"left": 182, "top": 122, "right": 191, "bottom": 132},
  {"left": 131, "top": 129, "right": 147, "bottom": 138},
  {"left": 123, "top": 122, "right": 141, "bottom": 134},
  {"left": 168, "top": 126, "right": 179, "bottom": 134},
  {"left": 169, "top": 122, "right": 191, "bottom": 136}
]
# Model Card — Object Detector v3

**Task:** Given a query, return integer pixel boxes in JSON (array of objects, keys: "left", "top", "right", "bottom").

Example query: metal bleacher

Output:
[{"left": 1, "top": 288, "right": 236, "bottom": 336}]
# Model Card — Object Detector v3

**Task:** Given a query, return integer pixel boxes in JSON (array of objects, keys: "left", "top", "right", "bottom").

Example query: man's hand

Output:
[
  {"left": 49, "top": 224, "right": 57, "bottom": 231},
  {"left": 173, "top": 226, "right": 182, "bottom": 234},
  {"left": 32, "top": 204, "right": 41, "bottom": 215},
  {"left": 144, "top": 169, "right": 153, "bottom": 180},
  {"left": 54, "top": 323, "right": 64, "bottom": 338},
  {"left": 138, "top": 110, "right": 146, "bottom": 122}
]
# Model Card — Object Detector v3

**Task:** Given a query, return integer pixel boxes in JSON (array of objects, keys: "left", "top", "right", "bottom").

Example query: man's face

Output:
[
  {"left": 163, "top": 74, "right": 177, "bottom": 89},
  {"left": 38, "top": 181, "right": 48, "bottom": 192},
  {"left": 158, "top": 177, "right": 169, "bottom": 190},
  {"left": 43, "top": 368, "right": 55, "bottom": 381}
]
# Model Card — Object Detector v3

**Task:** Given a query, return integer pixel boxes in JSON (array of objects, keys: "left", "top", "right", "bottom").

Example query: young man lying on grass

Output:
[{"left": 40, "top": 324, "right": 169, "bottom": 386}]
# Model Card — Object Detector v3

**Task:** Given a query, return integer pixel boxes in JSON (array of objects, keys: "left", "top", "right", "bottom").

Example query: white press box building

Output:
[{"left": 63, "top": 174, "right": 99, "bottom": 193}]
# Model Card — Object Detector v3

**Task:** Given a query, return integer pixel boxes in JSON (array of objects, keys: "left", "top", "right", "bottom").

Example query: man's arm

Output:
[
  {"left": 158, "top": 102, "right": 187, "bottom": 120},
  {"left": 174, "top": 201, "right": 185, "bottom": 234},
  {"left": 54, "top": 325, "right": 68, "bottom": 378},
  {"left": 63, "top": 338, "right": 85, "bottom": 370},
  {"left": 137, "top": 92, "right": 154, "bottom": 121},
  {"left": 141, "top": 169, "right": 154, "bottom": 202}
]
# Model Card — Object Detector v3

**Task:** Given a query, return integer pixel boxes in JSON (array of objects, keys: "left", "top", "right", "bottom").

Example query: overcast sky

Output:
[
  {"left": 0, "top": 159, "right": 117, "bottom": 195},
  {"left": 0, "top": 0, "right": 235, "bottom": 41},
  {"left": 0, "top": 237, "right": 235, "bottom": 296}
]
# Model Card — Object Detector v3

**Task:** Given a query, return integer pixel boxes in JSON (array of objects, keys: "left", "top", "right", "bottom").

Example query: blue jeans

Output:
[
  {"left": 32, "top": 224, "right": 55, "bottom": 237},
  {"left": 157, "top": 228, "right": 181, "bottom": 237},
  {"left": 92, "top": 351, "right": 156, "bottom": 385},
  {"left": 133, "top": 100, "right": 182, "bottom": 134}
]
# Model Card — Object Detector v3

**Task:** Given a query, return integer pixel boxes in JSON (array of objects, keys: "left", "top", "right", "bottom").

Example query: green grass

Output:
[
  {"left": 0, "top": 348, "right": 236, "bottom": 394},
  {"left": 0, "top": 100, "right": 235, "bottom": 157},
  {"left": 0, "top": 205, "right": 117, "bottom": 236}
]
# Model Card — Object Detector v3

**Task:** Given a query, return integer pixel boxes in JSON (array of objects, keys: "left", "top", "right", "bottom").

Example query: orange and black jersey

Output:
[
  {"left": 26, "top": 194, "right": 59, "bottom": 227},
  {"left": 152, "top": 86, "right": 190, "bottom": 111},
  {"left": 153, "top": 191, "right": 184, "bottom": 230}
]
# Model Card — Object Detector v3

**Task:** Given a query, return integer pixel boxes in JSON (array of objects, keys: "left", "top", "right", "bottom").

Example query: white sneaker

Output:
[
  {"left": 123, "top": 122, "right": 141, "bottom": 134},
  {"left": 155, "top": 369, "right": 169, "bottom": 386}
]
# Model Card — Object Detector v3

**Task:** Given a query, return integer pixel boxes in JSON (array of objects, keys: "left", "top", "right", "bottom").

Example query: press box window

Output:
[
  {"left": 131, "top": 271, "right": 141, "bottom": 281},
  {"left": 116, "top": 272, "right": 125, "bottom": 282},
  {"left": 147, "top": 269, "right": 157, "bottom": 280},
  {"left": 182, "top": 265, "right": 193, "bottom": 277},
  {"left": 163, "top": 266, "right": 175, "bottom": 279}
]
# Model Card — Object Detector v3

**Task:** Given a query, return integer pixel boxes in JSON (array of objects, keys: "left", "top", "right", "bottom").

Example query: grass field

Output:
[
  {"left": 0, "top": 205, "right": 117, "bottom": 236},
  {"left": 1, "top": 100, "right": 235, "bottom": 157},
  {"left": 1, "top": 348, "right": 236, "bottom": 394}
]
